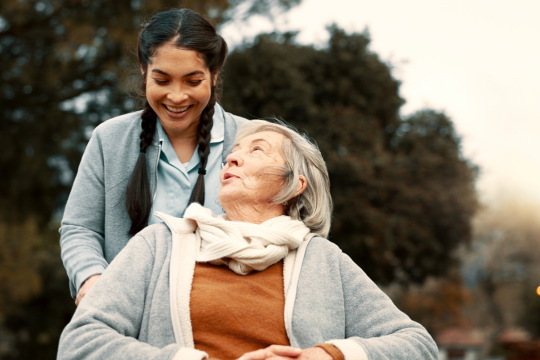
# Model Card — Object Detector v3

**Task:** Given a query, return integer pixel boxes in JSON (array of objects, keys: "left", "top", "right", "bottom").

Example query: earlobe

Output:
[{"left": 295, "top": 175, "right": 307, "bottom": 197}]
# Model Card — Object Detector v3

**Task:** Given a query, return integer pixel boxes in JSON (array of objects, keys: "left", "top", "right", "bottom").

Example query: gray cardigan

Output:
[
  {"left": 59, "top": 104, "right": 247, "bottom": 297},
  {"left": 57, "top": 215, "right": 438, "bottom": 360}
]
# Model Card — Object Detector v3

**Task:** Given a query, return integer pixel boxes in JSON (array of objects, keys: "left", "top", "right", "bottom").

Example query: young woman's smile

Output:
[
  {"left": 145, "top": 43, "right": 214, "bottom": 139},
  {"left": 162, "top": 104, "right": 193, "bottom": 119}
]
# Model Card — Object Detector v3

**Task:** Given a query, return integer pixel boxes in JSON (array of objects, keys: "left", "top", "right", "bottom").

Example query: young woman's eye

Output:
[
  {"left": 188, "top": 80, "right": 202, "bottom": 86},
  {"left": 153, "top": 79, "right": 168, "bottom": 85}
]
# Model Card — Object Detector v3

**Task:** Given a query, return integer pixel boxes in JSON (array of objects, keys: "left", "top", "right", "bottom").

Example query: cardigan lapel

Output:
[{"left": 155, "top": 212, "right": 198, "bottom": 348}]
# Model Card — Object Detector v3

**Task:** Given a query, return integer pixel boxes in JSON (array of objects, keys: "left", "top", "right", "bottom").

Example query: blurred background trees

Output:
[
  {"left": 221, "top": 30, "right": 478, "bottom": 284},
  {"left": 459, "top": 198, "right": 540, "bottom": 358},
  {"left": 0, "top": 0, "right": 483, "bottom": 358}
]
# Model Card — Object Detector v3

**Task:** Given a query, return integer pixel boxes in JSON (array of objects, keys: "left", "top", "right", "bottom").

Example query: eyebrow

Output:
[
  {"left": 251, "top": 139, "right": 272, "bottom": 147},
  {"left": 232, "top": 138, "right": 272, "bottom": 151},
  {"left": 151, "top": 69, "right": 205, "bottom": 77}
]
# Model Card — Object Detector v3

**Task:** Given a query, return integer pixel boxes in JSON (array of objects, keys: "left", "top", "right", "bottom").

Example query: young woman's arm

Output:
[{"left": 60, "top": 129, "right": 109, "bottom": 299}]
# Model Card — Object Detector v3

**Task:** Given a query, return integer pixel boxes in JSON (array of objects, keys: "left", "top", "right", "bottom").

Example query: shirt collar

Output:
[
  {"left": 209, "top": 103, "right": 225, "bottom": 143},
  {"left": 156, "top": 105, "right": 224, "bottom": 173}
]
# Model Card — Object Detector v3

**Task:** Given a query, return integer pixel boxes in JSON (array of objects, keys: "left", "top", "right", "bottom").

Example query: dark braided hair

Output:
[
  {"left": 189, "top": 86, "right": 216, "bottom": 204},
  {"left": 126, "top": 9, "right": 228, "bottom": 235}
]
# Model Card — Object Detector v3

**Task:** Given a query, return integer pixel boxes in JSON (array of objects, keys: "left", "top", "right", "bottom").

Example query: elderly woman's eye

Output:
[{"left": 252, "top": 146, "right": 263, "bottom": 152}]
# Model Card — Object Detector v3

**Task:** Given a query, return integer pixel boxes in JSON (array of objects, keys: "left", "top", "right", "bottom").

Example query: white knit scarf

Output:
[{"left": 183, "top": 203, "right": 311, "bottom": 275}]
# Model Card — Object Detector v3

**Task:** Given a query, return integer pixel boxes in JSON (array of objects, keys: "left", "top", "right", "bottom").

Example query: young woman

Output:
[{"left": 59, "top": 9, "right": 247, "bottom": 305}]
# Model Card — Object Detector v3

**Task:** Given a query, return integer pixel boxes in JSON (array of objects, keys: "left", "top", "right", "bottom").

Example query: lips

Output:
[
  {"left": 223, "top": 172, "right": 240, "bottom": 180},
  {"left": 164, "top": 104, "right": 192, "bottom": 113}
]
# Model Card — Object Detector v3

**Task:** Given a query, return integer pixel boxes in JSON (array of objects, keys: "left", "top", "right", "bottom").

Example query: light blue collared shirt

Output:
[{"left": 148, "top": 115, "right": 225, "bottom": 225}]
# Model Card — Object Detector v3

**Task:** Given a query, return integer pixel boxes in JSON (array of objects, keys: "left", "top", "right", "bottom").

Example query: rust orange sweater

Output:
[
  {"left": 191, "top": 261, "right": 289, "bottom": 359},
  {"left": 190, "top": 262, "right": 344, "bottom": 360}
]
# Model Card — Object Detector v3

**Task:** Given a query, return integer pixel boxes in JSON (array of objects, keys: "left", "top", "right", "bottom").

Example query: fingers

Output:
[
  {"left": 75, "top": 274, "right": 101, "bottom": 306},
  {"left": 238, "top": 348, "right": 273, "bottom": 360},
  {"left": 238, "top": 345, "right": 302, "bottom": 360},
  {"left": 266, "top": 345, "right": 302, "bottom": 358},
  {"left": 75, "top": 287, "right": 86, "bottom": 306},
  {"left": 295, "top": 347, "right": 333, "bottom": 360}
]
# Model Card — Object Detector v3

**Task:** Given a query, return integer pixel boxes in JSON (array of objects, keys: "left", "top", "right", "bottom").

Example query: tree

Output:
[
  {"left": 0, "top": 1, "right": 300, "bottom": 358},
  {"left": 221, "top": 28, "right": 479, "bottom": 285},
  {"left": 460, "top": 198, "right": 540, "bottom": 358},
  {"left": 390, "top": 269, "right": 471, "bottom": 335}
]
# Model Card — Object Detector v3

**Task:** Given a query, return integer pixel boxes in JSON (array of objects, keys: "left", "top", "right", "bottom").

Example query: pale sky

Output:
[{"left": 222, "top": 0, "right": 540, "bottom": 206}]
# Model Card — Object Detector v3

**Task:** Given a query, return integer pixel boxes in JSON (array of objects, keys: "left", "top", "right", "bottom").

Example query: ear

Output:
[
  {"left": 294, "top": 175, "right": 307, "bottom": 197},
  {"left": 141, "top": 66, "right": 145, "bottom": 75},
  {"left": 212, "top": 73, "right": 218, "bottom": 87}
]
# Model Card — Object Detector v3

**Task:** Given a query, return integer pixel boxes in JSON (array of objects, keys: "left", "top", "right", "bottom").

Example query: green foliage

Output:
[
  {"left": 0, "top": 222, "right": 75, "bottom": 360},
  {"left": 221, "top": 28, "right": 478, "bottom": 284},
  {"left": 0, "top": 220, "right": 44, "bottom": 322}
]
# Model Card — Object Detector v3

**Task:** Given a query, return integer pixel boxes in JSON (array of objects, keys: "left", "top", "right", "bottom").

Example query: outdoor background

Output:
[{"left": 1, "top": 0, "right": 539, "bottom": 359}]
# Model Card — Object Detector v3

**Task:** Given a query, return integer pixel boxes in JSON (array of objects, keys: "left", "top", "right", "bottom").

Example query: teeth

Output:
[{"left": 165, "top": 105, "right": 189, "bottom": 113}]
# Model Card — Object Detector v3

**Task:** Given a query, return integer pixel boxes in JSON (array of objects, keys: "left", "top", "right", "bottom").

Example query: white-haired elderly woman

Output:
[{"left": 57, "top": 120, "right": 438, "bottom": 360}]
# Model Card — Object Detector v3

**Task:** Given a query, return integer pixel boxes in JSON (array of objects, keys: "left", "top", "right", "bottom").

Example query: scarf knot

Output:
[{"left": 183, "top": 203, "right": 310, "bottom": 275}]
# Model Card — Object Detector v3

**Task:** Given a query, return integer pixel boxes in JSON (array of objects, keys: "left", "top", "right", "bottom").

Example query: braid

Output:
[
  {"left": 139, "top": 101, "right": 157, "bottom": 150},
  {"left": 126, "top": 101, "right": 157, "bottom": 235},
  {"left": 188, "top": 87, "right": 216, "bottom": 205}
]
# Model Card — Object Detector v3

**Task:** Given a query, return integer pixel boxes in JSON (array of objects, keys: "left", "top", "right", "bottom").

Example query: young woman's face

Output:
[{"left": 145, "top": 43, "right": 214, "bottom": 138}]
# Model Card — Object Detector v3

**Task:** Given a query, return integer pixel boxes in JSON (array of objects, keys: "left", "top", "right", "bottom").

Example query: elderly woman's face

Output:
[{"left": 218, "top": 131, "right": 286, "bottom": 210}]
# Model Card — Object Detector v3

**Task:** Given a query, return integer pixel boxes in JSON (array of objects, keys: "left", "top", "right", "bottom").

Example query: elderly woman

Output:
[{"left": 57, "top": 120, "right": 438, "bottom": 360}]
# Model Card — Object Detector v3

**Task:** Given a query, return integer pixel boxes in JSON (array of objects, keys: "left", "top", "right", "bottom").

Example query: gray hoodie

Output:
[
  {"left": 59, "top": 104, "right": 247, "bottom": 297},
  {"left": 57, "top": 213, "right": 438, "bottom": 360}
]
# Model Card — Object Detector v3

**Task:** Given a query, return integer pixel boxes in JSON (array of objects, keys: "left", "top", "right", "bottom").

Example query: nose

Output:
[
  {"left": 226, "top": 150, "right": 243, "bottom": 167},
  {"left": 167, "top": 84, "right": 189, "bottom": 104}
]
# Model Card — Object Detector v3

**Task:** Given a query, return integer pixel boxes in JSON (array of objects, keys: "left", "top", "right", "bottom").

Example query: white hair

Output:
[{"left": 235, "top": 120, "right": 333, "bottom": 238}]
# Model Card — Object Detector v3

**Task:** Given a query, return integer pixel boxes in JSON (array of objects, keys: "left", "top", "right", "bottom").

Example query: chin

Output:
[{"left": 218, "top": 189, "right": 240, "bottom": 206}]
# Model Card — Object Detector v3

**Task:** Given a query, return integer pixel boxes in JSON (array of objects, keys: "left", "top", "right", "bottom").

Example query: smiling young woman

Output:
[
  {"left": 59, "top": 9, "right": 247, "bottom": 305},
  {"left": 144, "top": 44, "right": 214, "bottom": 160}
]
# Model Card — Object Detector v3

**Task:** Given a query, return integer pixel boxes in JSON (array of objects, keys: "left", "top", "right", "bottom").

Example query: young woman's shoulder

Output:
[{"left": 92, "top": 110, "right": 144, "bottom": 141}]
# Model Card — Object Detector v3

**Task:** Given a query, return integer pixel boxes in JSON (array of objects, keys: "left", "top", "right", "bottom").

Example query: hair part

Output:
[
  {"left": 234, "top": 120, "right": 333, "bottom": 238},
  {"left": 126, "top": 8, "right": 227, "bottom": 235}
]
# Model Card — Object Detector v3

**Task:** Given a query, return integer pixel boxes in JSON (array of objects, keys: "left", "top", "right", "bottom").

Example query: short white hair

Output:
[{"left": 235, "top": 120, "right": 333, "bottom": 238}]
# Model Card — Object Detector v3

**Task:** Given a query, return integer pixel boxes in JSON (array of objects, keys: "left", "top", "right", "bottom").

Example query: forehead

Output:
[
  {"left": 238, "top": 130, "right": 286, "bottom": 148},
  {"left": 149, "top": 43, "right": 209, "bottom": 73}
]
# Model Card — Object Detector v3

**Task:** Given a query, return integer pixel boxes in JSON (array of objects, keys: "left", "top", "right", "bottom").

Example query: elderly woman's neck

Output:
[{"left": 224, "top": 202, "right": 286, "bottom": 224}]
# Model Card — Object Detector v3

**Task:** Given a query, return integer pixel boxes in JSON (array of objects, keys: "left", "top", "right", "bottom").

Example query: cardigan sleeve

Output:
[
  {"left": 57, "top": 233, "right": 206, "bottom": 360},
  {"left": 315, "top": 343, "right": 346, "bottom": 360},
  {"left": 327, "top": 252, "right": 439, "bottom": 360},
  {"left": 59, "top": 127, "right": 109, "bottom": 298}
]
